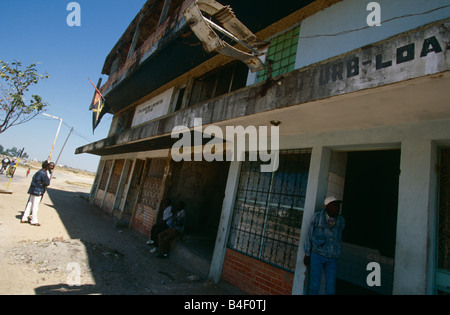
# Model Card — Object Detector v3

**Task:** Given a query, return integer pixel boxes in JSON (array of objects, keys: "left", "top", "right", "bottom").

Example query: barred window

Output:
[
  {"left": 227, "top": 149, "right": 312, "bottom": 272},
  {"left": 257, "top": 26, "right": 300, "bottom": 83}
]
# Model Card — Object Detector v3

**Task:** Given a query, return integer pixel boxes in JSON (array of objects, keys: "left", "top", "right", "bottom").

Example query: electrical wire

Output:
[
  {"left": 28, "top": 5, "right": 450, "bottom": 145},
  {"left": 297, "top": 4, "right": 450, "bottom": 39}
]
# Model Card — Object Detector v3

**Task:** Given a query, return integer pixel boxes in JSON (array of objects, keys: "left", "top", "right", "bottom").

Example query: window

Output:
[
  {"left": 228, "top": 149, "right": 312, "bottom": 272},
  {"left": 174, "top": 87, "right": 185, "bottom": 112},
  {"left": 188, "top": 61, "right": 248, "bottom": 107},
  {"left": 257, "top": 26, "right": 300, "bottom": 83}
]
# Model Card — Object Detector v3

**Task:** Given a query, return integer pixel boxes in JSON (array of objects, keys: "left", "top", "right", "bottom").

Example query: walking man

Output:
[
  {"left": 303, "top": 196, "right": 345, "bottom": 295},
  {"left": 21, "top": 161, "right": 54, "bottom": 226}
]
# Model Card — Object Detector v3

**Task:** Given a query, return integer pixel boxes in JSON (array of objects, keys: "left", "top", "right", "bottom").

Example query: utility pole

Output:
[
  {"left": 43, "top": 113, "right": 63, "bottom": 162},
  {"left": 55, "top": 127, "right": 74, "bottom": 167}
]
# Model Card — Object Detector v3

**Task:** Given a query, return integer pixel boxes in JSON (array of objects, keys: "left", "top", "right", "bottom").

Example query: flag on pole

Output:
[{"left": 89, "top": 77, "right": 110, "bottom": 132}]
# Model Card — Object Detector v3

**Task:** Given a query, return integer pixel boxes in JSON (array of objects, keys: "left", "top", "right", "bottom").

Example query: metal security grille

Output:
[
  {"left": 439, "top": 149, "right": 450, "bottom": 271},
  {"left": 228, "top": 149, "right": 312, "bottom": 272},
  {"left": 257, "top": 26, "right": 300, "bottom": 83},
  {"left": 437, "top": 148, "right": 450, "bottom": 294}
]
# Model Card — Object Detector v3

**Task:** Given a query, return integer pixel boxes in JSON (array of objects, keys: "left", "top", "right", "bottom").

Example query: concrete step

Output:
[{"left": 170, "top": 235, "right": 216, "bottom": 280}]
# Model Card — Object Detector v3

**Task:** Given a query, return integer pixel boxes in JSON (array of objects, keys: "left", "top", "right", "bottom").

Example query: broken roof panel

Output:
[{"left": 97, "top": 0, "right": 317, "bottom": 113}]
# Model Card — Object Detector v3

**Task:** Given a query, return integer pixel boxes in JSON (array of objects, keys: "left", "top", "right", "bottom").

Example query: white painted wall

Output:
[
  {"left": 394, "top": 140, "right": 436, "bottom": 294},
  {"left": 296, "top": 0, "right": 450, "bottom": 69},
  {"left": 285, "top": 119, "right": 448, "bottom": 294}
]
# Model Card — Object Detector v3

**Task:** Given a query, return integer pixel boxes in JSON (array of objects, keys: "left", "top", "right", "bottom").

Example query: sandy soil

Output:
[{"left": 0, "top": 166, "right": 238, "bottom": 295}]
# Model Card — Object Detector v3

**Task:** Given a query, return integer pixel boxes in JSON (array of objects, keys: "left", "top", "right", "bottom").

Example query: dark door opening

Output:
[
  {"left": 168, "top": 160, "right": 231, "bottom": 260},
  {"left": 336, "top": 149, "right": 400, "bottom": 295}
]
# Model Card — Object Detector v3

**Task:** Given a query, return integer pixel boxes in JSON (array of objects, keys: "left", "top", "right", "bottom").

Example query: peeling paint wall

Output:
[{"left": 131, "top": 158, "right": 166, "bottom": 236}]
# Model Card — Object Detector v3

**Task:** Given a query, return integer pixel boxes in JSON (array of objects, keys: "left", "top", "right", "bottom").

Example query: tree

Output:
[
  {"left": 0, "top": 59, "right": 49, "bottom": 134},
  {"left": 5, "top": 146, "right": 22, "bottom": 157},
  {"left": 0, "top": 146, "right": 28, "bottom": 158}
]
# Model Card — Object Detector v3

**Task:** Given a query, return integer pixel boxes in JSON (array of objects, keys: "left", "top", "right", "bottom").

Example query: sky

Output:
[{"left": 0, "top": 0, "right": 147, "bottom": 172}]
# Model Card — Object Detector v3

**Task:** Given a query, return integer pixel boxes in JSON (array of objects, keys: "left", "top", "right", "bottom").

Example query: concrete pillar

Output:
[
  {"left": 90, "top": 159, "right": 105, "bottom": 204},
  {"left": 393, "top": 140, "right": 434, "bottom": 294},
  {"left": 119, "top": 159, "right": 137, "bottom": 211},
  {"left": 127, "top": 13, "right": 145, "bottom": 60},
  {"left": 113, "top": 159, "right": 133, "bottom": 211},
  {"left": 209, "top": 160, "right": 242, "bottom": 283},
  {"left": 158, "top": 0, "right": 173, "bottom": 27},
  {"left": 100, "top": 160, "right": 114, "bottom": 208},
  {"left": 292, "top": 146, "right": 331, "bottom": 295}
]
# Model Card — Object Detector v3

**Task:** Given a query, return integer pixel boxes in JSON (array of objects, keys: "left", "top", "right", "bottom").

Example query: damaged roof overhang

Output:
[
  {"left": 75, "top": 130, "right": 224, "bottom": 156},
  {"left": 102, "top": 0, "right": 315, "bottom": 114},
  {"left": 102, "top": 0, "right": 164, "bottom": 76}
]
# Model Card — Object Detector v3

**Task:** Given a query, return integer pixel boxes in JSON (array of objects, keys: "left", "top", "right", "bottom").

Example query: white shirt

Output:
[{"left": 162, "top": 205, "right": 173, "bottom": 222}]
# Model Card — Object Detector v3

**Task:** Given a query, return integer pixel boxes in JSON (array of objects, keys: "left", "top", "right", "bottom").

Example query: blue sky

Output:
[{"left": 0, "top": 0, "right": 147, "bottom": 172}]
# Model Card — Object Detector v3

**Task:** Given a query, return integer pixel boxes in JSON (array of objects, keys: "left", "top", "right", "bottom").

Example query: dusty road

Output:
[{"left": 0, "top": 166, "right": 239, "bottom": 295}]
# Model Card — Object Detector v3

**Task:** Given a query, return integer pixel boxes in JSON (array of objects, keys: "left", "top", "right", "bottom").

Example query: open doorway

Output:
[
  {"left": 329, "top": 149, "right": 400, "bottom": 294},
  {"left": 168, "top": 160, "right": 231, "bottom": 260}
]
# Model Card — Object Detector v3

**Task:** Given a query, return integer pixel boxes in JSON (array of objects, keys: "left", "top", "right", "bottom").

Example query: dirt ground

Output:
[{"left": 0, "top": 165, "right": 240, "bottom": 295}]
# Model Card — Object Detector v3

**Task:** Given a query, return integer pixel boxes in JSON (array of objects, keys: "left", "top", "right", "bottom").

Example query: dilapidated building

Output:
[{"left": 76, "top": 0, "right": 450, "bottom": 294}]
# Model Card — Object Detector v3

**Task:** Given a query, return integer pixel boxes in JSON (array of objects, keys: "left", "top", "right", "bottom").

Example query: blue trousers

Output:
[{"left": 309, "top": 252, "right": 338, "bottom": 295}]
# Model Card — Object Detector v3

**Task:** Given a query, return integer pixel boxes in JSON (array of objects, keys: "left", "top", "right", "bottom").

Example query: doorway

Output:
[
  {"left": 331, "top": 149, "right": 400, "bottom": 294},
  {"left": 168, "top": 160, "right": 231, "bottom": 260}
]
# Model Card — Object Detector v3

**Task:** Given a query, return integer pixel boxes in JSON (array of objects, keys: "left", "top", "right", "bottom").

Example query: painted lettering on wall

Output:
[
  {"left": 131, "top": 87, "right": 174, "bottom": 127},
  {"left": 319, "top": 35, "right": 447, "bottom": 86},
  {"left": 136, "top": 99, "right": 164, "bottom": 116}
]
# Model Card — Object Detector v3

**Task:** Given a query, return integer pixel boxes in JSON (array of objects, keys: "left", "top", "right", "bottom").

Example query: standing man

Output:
[
  {"left": 303, "top": 196, "right": 345, "bottom": 295},
  {"left": 21, "top": 161, "right": 54, "bottom": 226}
]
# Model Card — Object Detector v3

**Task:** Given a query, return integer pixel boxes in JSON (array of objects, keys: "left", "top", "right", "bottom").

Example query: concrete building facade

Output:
[{"left": 76, "top": 0, "right": 450, "bottom": 294}]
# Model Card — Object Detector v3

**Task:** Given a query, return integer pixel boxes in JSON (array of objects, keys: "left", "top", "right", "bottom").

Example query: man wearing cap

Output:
[
  {"left": 21, "top": 161, "right": 54, "bottom": 226},
  {"left": 303, "top": 196, "right": 345, "bottom": 295}
]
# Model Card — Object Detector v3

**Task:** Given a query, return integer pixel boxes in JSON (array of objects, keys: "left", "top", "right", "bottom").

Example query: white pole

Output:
[{"left": 42, "top": 113, "right": 63, "bottom": 162}]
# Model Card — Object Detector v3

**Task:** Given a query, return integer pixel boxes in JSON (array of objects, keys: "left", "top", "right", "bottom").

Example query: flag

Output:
[{"left": 89, "top": 77, "right": 110, "bottom": 132}]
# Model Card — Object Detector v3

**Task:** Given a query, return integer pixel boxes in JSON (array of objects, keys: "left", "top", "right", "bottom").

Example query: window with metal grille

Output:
[
  {"left": 256, "top": 26, "right": 300, "bottom": 83},
  {"left": 227, "top": 149, "right": 312, "bottom": 272},
  {"left": 437, "top": 148, "right": 450, "bottom": 294}
]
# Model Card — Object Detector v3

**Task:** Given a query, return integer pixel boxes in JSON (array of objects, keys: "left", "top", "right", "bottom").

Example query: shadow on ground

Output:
[{"left": 34, "top": 188, "right": 237, "bottom": 295}]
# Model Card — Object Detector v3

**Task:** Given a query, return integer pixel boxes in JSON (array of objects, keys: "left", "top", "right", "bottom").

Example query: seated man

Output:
[
  {"left": 147, "top": 199, "right": 173, "bottom": 249},
  {"left": 156, "top": 201, "right": 186, "bottom": 258}
]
